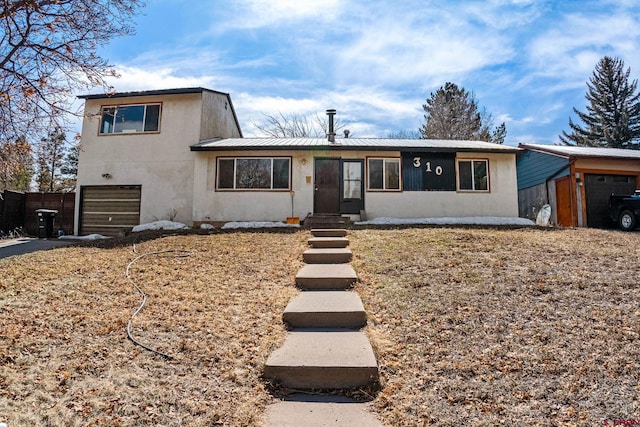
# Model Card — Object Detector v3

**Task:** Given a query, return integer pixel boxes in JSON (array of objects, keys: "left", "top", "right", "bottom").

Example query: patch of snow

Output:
[
  {"left": 59, "top": 234, "right": 111, "bottom": 241},
  {"left": 354, "top": 217, "right": 536, "bottom": 226},
  {"left": 200, "top": 223, "right": 215, "bottom": 230},
  {"left": 221, "top": 221, "right": 301, "bottom": 230},
  {"left": 132, "top": 220, "right": 189, "bottom": 232}
]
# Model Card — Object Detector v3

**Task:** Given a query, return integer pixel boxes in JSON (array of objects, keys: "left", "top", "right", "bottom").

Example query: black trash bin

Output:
[{"left": 36, "top": 209, "right": 58, "bottom": 238}]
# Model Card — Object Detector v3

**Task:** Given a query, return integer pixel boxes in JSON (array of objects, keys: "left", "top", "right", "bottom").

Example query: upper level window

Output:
[
  {"left": 368, "top": 157, "right": 400, "bottom": 191},
  {"left": 217, "top": 157, "right": 291, "bottom": 190},
  {"left": 457, "top": 159, "right": 489, "bottom": 191},
  {"left": 99, "top": 104, "right": 161, "bottom": 134}
]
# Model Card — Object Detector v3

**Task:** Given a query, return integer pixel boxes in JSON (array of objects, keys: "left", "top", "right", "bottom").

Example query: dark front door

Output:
[{"left": 314, "top": 158, "right": 340, "bottom": 214}]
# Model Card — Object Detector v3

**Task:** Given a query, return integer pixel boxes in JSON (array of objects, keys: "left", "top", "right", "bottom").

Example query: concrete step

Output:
[
  {"left": 296, "top": 264, "right": 358, "bottom": 290},
  {"left": 303, "top": 248, "right": 352, "bottom": 264},
  {"left": 304, "top": 216, "right": 350, "bottom": 230},
  {"left": 311, "top": 229, "right": 348, "bottom": 238},
  {"left": 308, "top": 236, "right": 350, "bottom": 248},
  {"left": 283, "top": 291, "right": 367, "bottom": 329},
  {"left": 264, "top": 330, "right": 379, "bottom": 389},
  {"left": 265, "top": 395, "right": 383, "bottom": 427}
]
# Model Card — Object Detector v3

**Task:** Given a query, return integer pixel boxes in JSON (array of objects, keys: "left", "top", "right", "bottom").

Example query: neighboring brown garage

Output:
[
  {"left": 79, "top": 185, "right": 141, "bottom": 236},
  {"left": 517, "top": 144, "right": 640, "bottom": 228}
]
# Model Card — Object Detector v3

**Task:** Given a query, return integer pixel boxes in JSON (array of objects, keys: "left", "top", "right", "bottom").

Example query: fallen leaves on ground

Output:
[
  {"left": 2, "top": 227, "right": 639, "bottom": 426},
  {"left": 351, "top": 227, "right": 640, "bottom": 426},
  {"left": 0, "top": 232, "right": 306, "bottom": 426}
]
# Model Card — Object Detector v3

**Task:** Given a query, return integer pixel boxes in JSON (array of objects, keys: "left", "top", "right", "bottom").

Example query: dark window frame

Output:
[
  {"left": 367, "top": 156, "right": 401, "bottom": 192},
  {"left": 456, "top": 158, "right": 490, "bottom": 192},
  {"left": 216, "top": 156, "right": 292, "bottom": 191},
  {"left": 98, "top": 103, "right": 162, "bottom": 135}
]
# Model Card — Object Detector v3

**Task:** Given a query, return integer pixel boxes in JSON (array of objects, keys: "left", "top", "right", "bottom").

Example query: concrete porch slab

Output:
[{"left": 283, "top": 291, "right": 366, "bottom": 329}]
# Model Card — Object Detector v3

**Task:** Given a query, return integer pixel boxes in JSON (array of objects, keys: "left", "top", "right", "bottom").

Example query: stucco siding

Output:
[
  {"left": 192, "top": 150, "right": 317, "bottom": 222},
  {"left": 200, "top": 91, "right": 242, "bottom": 140},
  {"left": 366, "top": 152, "right": 518, "bottom": 218},
  {"left": 192, "top": 150, "right": 519, "bottom": 222},
  {"left": 75, "top": 93, "right": 204, "bottom": 232}
]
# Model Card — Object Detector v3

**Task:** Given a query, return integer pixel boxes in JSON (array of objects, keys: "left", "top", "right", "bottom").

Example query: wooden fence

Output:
[{"left": 0, "top": 190, "right": 75, "bottom": 236}]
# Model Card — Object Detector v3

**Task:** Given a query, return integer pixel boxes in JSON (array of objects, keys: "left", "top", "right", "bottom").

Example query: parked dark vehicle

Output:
[{"left": 609, "top": 191, "right": 640, "bottom": 231}]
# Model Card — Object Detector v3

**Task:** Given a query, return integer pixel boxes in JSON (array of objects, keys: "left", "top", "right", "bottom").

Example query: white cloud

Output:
[
  {"left": 80, "top": 0, "right": 640, "bottom": 145},
  {"left": 528, "top": 12, "right": 640, "bottom": 80},
  {"left": 235, "top": 85, "right": 423, "bottom": 137},
  {"left": 222, "top": 0, "right": 342, "bottom": 30},
  {"left": 105, "top": 66, "right": 218, "bottom": 92}
]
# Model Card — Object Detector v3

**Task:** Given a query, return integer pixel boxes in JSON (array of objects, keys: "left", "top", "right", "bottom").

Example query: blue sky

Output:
[{"left": 90, "top": 0, "right": 640, "bottom": 145}]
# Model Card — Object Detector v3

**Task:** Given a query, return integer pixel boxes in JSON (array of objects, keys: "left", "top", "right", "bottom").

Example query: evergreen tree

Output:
[
  {"left": 491, "top": 122, "right": 507, "bottom": 145},
  {"left": 560, "top": 56, "right": 640, "bottom": 148},
  {"left": 420, "top": 82, "right": 506, "bottom": 143},
  {"left": 60, "top": 137, "right": 80, "bottom": 190},
  {"left": 35, "top": 128, "right": 68, "bottom": 192}
]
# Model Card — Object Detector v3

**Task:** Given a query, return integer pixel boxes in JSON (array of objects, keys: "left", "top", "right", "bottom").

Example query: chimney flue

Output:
[{"left": 326, "top": 109, "right": 336, "bottom": 143}]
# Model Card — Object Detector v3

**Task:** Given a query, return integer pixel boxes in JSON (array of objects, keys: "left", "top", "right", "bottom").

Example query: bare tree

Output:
[
  {"left": 387, "top": 129, "right": 421, "bottom": 139},
  {"left": 0, "top": 136, "right": 33, "bottom": 191},
  {"left": 0, "top": 0, "right": 144, "bottom": 142},
  {"left": 252, "top": 112, "right": 350, "bottom": 138}
]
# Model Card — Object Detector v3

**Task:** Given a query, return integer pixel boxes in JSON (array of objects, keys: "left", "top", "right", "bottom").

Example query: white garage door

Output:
[{"left": 80, "top": 186, "right": 141, "bottom": 237}]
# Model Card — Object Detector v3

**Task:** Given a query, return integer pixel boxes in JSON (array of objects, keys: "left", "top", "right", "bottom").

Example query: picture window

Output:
[
  {"left": 99, "top": 104, "right": 161, "bottom": 134},
  {"left": 217, "top": 157, "right": 291, "bottom": 190}
]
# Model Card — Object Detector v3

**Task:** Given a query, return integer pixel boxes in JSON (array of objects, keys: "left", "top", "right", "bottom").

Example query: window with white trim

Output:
[
  {"left": 99, "top": 104, "right": 161, "bottom": 134},
  {"left": 217, "top": 157, "right": 291, "bottom": 190},
  {"left": 457, "top": 159, "right": 489, "bottom": 191},
  {"left": 368, "top": 157, "right": 400, "bottom": 190}
]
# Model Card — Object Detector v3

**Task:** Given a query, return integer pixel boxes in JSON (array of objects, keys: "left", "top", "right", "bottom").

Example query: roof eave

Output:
[
  {"left": 77, "top": 87, "right": 227, "bottom": 100},
  {"left": 190, "top": 144, "right": 520, "bottom": 153}
]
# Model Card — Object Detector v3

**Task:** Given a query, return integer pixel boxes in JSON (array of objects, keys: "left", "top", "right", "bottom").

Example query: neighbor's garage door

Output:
[
  {"left": 80, "top": 186, "right": 141, "bottom": 236},
  {"left": 584, "top": 174, "right": 637, "bottom": 228}
]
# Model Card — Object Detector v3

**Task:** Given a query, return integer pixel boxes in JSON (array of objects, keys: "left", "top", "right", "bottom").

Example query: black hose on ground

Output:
[{"left": 125, "top": 244, "right": 193, "bottom": 360}]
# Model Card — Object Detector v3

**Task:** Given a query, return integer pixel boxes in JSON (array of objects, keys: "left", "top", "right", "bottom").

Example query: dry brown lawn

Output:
[
  {"left": 351, "top": 227, "right": 640, "bottom": 426},
  {"left": 0, "top": 232, "right": 307, "bottom": 426},
  {"left": 1, "top": 227, "right": 639, "bottom": 426}
]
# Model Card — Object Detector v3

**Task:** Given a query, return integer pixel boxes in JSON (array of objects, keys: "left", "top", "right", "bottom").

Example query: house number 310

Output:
[{"left": 413, "top": 157, "right": 443, "bottom": 176}]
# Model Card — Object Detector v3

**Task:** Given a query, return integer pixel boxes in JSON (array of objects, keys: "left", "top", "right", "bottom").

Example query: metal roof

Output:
[
  {"left": 520, "top": 143, "right": 640, "bottom": 160},
  {"left": 191, "top": 138, "right": 521, "bottom": 153},
  {"left": 77, "top": 87, "right": 229, "bottom": 100}
]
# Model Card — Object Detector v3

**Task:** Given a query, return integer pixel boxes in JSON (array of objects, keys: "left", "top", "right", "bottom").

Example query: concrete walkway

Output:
[
  {"left": 0, "top": 238, "right": 71, "bottom": 259},
  {"left": 264, "top": 229, "right": 383, "bottom": 426},
  {"left": 265, "top": 394, "right": 383, "bottom": 427}
]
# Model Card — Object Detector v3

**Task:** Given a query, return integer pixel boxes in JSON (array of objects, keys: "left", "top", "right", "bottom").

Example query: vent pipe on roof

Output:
[{"left": 326, "top": 109, "right": 336, "bottom": 143}]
